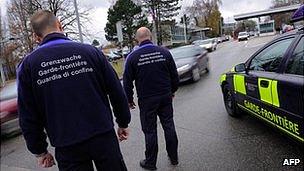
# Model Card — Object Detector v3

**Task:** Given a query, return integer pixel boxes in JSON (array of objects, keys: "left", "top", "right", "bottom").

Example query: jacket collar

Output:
[
  {"left": 40, "top": 32, "right": 70, "bottom": 46},
  {"left": 139, "top": 40, "right": 153, "bottom": 47}
]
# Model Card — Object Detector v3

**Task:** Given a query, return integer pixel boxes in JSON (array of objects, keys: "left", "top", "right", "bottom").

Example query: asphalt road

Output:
[{"left": 1, "top": 36, "right": 303, "bottom": 171}]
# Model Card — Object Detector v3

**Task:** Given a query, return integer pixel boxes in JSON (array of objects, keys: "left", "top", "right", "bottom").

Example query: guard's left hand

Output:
[{"left": 117, "top": 127, "right": 130, "bottom": 142}]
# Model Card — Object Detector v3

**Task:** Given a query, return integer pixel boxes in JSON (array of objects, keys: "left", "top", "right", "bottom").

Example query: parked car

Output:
[
  {"left": 216, "top": 37, "right": 223, "bottom": 43},
  {"left": 0, "top": 81, "right": 20, "bottom": 136},
  {"left": 170, "top": 45, "right": 209, "bottom": 82},
  {"left": 192, "top": 39, "right": 217, "bottom": 52},
  {"left": 220, "top": 28, "right": 304, "bottom": 144},
  {"left": 221, "top": 35, "right": 230, "bottom": 42},
  {"left": 249, "top": 31, "right": 255, "bottom": 37},
  {"left": 104, "top": 50, "right": 123, "bottom": 62},
  {"left": 238, "top": 31, "right": 249, "bottom": 41},
  {"left": 116, "top": 48, "right": 131, "bottom": 59}
]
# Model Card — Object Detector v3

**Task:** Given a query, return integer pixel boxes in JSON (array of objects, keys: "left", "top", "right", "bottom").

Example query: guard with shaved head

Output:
[
  {"left": 18, "top": 10, "right": 130, "bottom": 171},
  {"left": 123, "top": 27, "right": 179, "bottom": 170}
]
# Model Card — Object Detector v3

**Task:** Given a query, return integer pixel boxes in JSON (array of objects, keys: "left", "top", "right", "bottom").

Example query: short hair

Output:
[
  {"left": 30, "top": 10, "right": 58, "bottom": 37},
  {"left": 136, "top": 27, "right": 152, "bottom": 40}
]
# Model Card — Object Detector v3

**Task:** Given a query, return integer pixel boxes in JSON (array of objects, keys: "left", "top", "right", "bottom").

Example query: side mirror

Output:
[{"left": 235, "top": 63, "right": 246, "bottom": 72}]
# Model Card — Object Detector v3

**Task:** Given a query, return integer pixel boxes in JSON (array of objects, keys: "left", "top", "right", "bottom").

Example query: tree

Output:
[
  {"left": 7, "top": 0, "right": 90, "bottom": 53},
  {"left": 186, "top": 0, "right": 222, "bottom": 37},
  {"left": 105, "top": 0, "right": 149, "bottom": 47},
  {"left": 236, "top": 20, "right": 257, "bottom": 32},
  {"left": 142, "top": 0, "right": 180, "bottom": 45},
  {"left": 1, "top": 43, "right": 19, "bottom": 79},
  {"left": 4, "top": 0, "right": 91, "bottom": 79}
]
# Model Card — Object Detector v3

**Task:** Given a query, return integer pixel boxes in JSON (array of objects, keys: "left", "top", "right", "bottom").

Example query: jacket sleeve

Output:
[
  {"left": 17, "top": 60, "right": 48, "bottom": 155},
  {"left": 122, "top": 56, "right": 135, "bottom": 103},
  {"left": 96, "top": 49, "right": 131, "bottom": 128},
  {"left": 166, "top": 51, "right": 179, "bottom": 93}
]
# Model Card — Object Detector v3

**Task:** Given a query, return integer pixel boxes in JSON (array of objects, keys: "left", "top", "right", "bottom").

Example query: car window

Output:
[
  {"left": 0, "top": 81, "right": 17, "bottom": 101},
  {"left": 170, "top": 46, "right": 199, "bottom": 59},
  {"left": 249, "top": 38, "right": 294, "bottom": 72},
  {"left": 239, "top": 32, "right": 247, "bottom": 36},
  {"left": 285, "top": 37, "right": 304, "bottom": 76}
]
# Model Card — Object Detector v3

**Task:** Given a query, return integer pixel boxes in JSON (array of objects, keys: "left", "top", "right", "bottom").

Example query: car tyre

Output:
[
  {"left": 223, "top": 84, "right": 242, "bottom": 117},
  {"left": 192, "top": 67, "right": 201, "bottom": 82}
]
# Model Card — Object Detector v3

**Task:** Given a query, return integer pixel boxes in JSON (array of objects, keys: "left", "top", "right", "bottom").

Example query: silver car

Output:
[{"left": 192, "top": 39, "right": 217, "bottom": 52}]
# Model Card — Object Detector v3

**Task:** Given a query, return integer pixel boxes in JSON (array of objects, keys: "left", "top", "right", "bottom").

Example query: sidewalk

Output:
[{"left": 1, "top": 165, "right": 37, "bottom": 171}]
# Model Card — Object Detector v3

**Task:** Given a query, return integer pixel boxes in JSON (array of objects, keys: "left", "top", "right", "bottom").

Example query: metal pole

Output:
[
  {"left": 73, "top": 0, "right": 83, "bottom": 43},
  {"left": 183, "top": 14, "right": 187, "bottom": 43},
  {"left": 152, "top": 21, "right": 157, "bottom": 44}
]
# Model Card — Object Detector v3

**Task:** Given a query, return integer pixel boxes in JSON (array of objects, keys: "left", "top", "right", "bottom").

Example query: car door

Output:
[
  {"left": 193, "top": 46, "right": 205, "bottom": 72},
  {"left": 235, "top": 36, "right": 297, "bottom": 135},
  {"left": 235, "top": 37, "right": 295, "bottom": 104},
  {"left": 245, "top": 37, "right": 295, "bottom": 104},
  {"left": 275, "top": 36, "right": 304, "bottom": 142}
]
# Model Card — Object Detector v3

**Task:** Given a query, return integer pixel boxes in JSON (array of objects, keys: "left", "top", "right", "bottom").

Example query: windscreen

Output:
[{"left": 170, "top": 47, "right": 201, "bottom": 59}]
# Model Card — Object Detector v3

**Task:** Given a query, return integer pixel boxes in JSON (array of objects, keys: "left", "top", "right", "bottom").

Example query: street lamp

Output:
[{"left": 73, "top": 0, "right": 83, "bottom": 43}]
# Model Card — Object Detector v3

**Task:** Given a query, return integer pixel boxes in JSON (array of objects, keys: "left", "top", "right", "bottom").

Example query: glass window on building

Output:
[{"left": 259, "top": 21, "right": 275, "bottom": 34}]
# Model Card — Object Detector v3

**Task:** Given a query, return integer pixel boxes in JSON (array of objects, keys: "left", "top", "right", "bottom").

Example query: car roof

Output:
[{"left": 170, "top": 45, "right": 197, "bottom": 50}]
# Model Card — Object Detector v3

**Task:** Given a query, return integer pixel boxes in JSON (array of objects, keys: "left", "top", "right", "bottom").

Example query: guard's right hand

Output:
[
  {"left": 117, "top": 127, "right": 129, "bottom": 142},
  {"left": 37, "top": 152, "right": 55, "bottom": 168},
  {"left": 128, "top": 101, "right": 136, "bottom": 109}
]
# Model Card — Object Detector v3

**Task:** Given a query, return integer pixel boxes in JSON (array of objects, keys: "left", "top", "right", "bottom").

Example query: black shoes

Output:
[
  {"left": 170, "top": 159, "right": 179, "bottom": 166},
  {"left": 139, "top": 157, "right": 178, "bottom": 170},
  {"left": 139, "top": 159, "right": 157, "bottom": 170},
  {"left": 169, "top": 157, "right": 179, "bottom": 166}
]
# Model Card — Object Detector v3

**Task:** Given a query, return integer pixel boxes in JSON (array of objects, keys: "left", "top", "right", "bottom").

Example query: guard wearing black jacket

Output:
[
  {"left": 18, "top": 10, "right": 130, "bottom": 171},
  {"left": 123, "top": 27, "right": 179, "bottom": 170}
]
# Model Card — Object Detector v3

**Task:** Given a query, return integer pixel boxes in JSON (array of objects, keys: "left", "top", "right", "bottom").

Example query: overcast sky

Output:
[{"left": 1, "top": 0, "right": 273, "bottom": 43}]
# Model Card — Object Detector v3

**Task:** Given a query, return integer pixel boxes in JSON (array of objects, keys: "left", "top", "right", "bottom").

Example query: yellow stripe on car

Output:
[
  {"left": 233, "top": 75, "right": 246, "bottom": 95},
  {"left": 220, "top": 74, "right": 226, "bottom": 84},
  {"left": 238, "top": 104, "right": 303, "bottom": 142},
  {"left": 271, "top": 80, "right": 280, "bottom": 107},
  {"left": 258, "top": 78, "right": 273, "bottom": 105},
  {"left": 258, "top": 78, "right": 280, "bottom": 107}
]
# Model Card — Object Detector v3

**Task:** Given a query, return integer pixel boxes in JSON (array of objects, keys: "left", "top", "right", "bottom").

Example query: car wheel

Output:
[
  {"left": 223, "top": 84, "right": 242, "bottom": 117},
  {"left": 192, "top": 67, "right": 201, "bottom": 82}
]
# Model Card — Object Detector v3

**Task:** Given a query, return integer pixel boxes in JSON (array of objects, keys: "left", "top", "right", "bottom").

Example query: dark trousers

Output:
[
  {"left": 55, "top": 129, "right": 127, "bottom": 171},
  {"left": 138, "top": 94, "right": 178, "bottom": 166}
]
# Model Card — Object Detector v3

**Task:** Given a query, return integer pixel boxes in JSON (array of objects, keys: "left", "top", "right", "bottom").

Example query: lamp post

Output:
[{"left": 73, "top": 0, "right": 83, "bottom": 43}]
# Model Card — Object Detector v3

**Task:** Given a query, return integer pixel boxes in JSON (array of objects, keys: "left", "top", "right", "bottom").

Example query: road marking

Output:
[{"left": 244, "top": 41, "right": 248, "bottom": 47}]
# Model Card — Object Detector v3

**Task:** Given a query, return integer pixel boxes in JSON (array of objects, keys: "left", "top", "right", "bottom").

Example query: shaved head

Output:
[
  {"left": 136, "top": 27, "right": 152, "bottom": 44},
  {"left": 30, "top": 10, "right": 63, "bottom": 42}
]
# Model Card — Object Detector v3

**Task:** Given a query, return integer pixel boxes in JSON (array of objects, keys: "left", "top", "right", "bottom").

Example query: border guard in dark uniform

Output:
[
  {"left": 18, "top": 10, "right": 131, "bottom": 171},
  {"left": 123, "top": 27, "right": 179, "bottom": 170}
]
